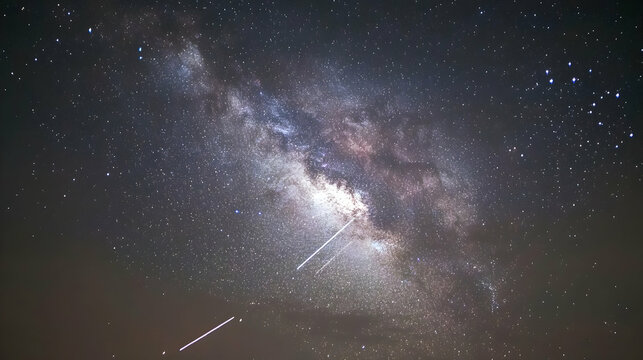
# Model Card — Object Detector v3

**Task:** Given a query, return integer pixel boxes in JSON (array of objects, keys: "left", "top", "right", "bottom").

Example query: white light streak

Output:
[
  {"left": 297, "top": 218, "right": 355, "bottom": 270},
  {"left": 179, "top": 316, "right": 235, "bottom": 352},
  {"left": 315, "top": 240, "right": 354, "bottom": 275}
]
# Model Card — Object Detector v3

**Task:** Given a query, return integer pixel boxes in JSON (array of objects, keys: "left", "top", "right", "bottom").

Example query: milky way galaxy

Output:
[
  {"left": 124, "top": 31, "right": 493, "bottom": 356},
  {"left": 2, "top": 1, "right": 641, "bottom": 359}
]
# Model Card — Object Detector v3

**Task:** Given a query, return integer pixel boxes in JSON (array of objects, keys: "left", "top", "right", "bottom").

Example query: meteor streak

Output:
[
  {"left": 179, "top": 316, "right": 235, "bottom": 352},
  {"left": 315, "top": 240, "right": 353, "bottom": 275},
  {"left": 296, "top": 218, "right": 355, "bottom": 270}
]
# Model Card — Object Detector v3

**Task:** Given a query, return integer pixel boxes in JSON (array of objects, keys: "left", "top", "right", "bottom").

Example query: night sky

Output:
[{"left": 1, "top": 1, "right": 642, "bottom": 359}]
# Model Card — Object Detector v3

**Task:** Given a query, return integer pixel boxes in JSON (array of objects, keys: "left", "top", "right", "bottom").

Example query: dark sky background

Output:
[{"left": 1, "top": 0, "right": 642, "bottom": 359}]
